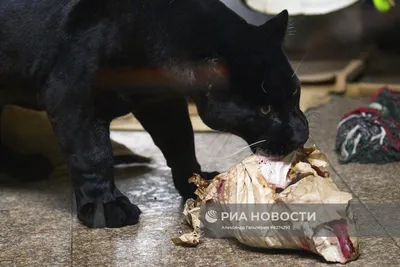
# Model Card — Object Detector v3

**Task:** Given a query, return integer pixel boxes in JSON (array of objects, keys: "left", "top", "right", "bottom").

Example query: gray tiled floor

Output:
[{"left": 1, "top": 96, "right": 400, "bottom": 266}]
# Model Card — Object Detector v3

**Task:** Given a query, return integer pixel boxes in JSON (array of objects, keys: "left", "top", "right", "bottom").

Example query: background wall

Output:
[{"left": 219, "top": 0, "right": 400, "bottom": 56}]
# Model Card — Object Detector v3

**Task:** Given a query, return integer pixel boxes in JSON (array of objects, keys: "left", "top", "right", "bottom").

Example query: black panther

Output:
[{"left": 0, "top": 0, "right": 309, "bottom": 228}]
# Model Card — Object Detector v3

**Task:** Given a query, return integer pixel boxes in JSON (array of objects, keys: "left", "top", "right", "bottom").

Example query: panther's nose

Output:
[
  {"left": 285, "top": 122, "right": 309, "bottom": 153},
  {"left": 289, "top": 127, "right": 309, "bottom": 151},
  {"left": 289, "top": 137, "right": 307, "bottom": 151}
]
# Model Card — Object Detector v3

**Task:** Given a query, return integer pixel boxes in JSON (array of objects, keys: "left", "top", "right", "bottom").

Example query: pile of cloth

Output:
[{"left": 335, "top": 87, "right": 400, "bottom": 164}]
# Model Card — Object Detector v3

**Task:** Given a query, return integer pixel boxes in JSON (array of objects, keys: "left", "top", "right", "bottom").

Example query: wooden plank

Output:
[{"left": 346, "top": 83, "right": 400, "bottom": 97}]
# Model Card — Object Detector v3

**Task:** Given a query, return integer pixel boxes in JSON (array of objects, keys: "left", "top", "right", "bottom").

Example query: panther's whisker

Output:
[
  {"left": 216, "top": 134, "right": 233, "bottom": 156},
  {"left": 292, "top": 54, "right": 306, "bottom": 77},
  {"left": 218, "top": 139, "right": 266, "bottom": 160},
  {"left": 207, "top": 132, "right": 224, "bottom": 149},
  {"left": 306, "top": 111, "right": 322, "bottom": 124},
  {"left": 308, "top": 133, "right": 317, "bottom": 145},
  {"left": 234, "top": 153, "right": 255, "bottom": 165}
]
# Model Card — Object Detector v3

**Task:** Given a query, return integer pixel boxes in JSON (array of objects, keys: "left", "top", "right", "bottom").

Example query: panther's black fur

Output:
[{"left": 0, "top": 0, "right": 308, "bottom": 228}]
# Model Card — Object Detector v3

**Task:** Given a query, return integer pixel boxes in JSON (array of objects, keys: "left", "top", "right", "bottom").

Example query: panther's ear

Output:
[
  {"left": 64, "top": 0, "right": 123, "bottom": 33},
  {"left": 259, "top": 10, "right": 289, "bottom": 44}
]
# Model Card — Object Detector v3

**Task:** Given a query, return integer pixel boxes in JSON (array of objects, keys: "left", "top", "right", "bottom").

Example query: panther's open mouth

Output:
[
  {"left": 252, "top": 147, "right": 286, "bottom": 161},
  {"left": 255, "top": 150, "right": 295, "bottom": 189}
]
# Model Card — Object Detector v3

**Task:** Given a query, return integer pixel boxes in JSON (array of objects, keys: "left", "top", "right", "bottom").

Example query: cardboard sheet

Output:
[
  {"left": 110, "top": 88, "right": 331, "bottom": 132},
  {"left": 1, "top": 106, "right": 136, "bottom": 167}
]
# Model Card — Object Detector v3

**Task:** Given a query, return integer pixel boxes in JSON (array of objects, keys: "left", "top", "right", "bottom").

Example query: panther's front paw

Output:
[
  {"left": 174, "top": 170, "right": 220, "bottom": 200},
  {"left": 77, "top": 195, "right": 141, "bottom": 228},
  {"left": 201, "top": 171, "right": 220, "bottom": 180}
]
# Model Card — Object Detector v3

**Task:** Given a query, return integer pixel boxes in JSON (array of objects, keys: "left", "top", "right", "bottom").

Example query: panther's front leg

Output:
[
  {"left": 131, "top": 96, "right": 218, "bottom": 199},
  {"left": 43, "top": 61, "right": 140, "bottom": 228}
]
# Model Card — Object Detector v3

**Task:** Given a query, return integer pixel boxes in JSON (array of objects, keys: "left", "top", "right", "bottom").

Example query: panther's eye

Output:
[{"left": 260, "top": 106, "right": 271, "bottom": 116}]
